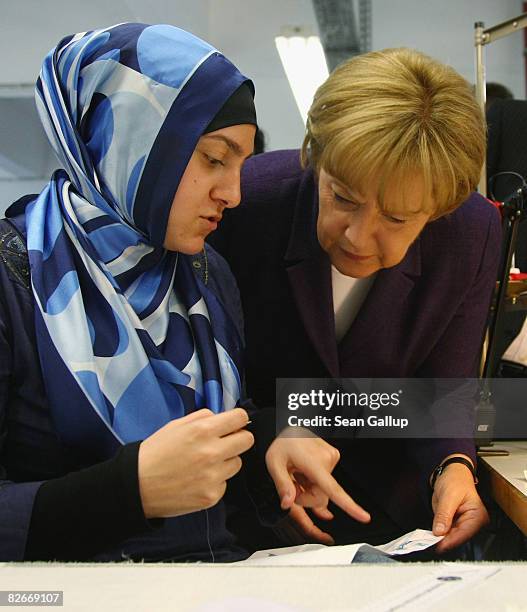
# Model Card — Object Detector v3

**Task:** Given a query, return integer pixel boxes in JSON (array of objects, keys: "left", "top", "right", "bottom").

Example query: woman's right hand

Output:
[{"left": 138, "top": 408, "right": 254, "bottom": 518}]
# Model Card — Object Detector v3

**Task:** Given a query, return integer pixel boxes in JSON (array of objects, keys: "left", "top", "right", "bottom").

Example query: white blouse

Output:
[{"left": 331, "top": 266, "right": 376, "bottom": 343}]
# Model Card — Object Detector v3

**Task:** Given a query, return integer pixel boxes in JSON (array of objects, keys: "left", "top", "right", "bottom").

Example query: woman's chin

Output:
[
  {"left": 164, "top": 237, "right": 205, "bottom": 255},
  {"left": 181, "top": 239, "right": 206, "bottom": 255}
]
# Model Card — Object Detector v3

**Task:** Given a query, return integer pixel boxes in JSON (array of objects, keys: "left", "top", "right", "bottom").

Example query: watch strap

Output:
[{"left": 431, "top": 456, "right": 478, "bottom": 490}]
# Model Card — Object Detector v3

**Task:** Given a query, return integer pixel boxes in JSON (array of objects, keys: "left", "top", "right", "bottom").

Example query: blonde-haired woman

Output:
[{"left": 211, "top": 48, "right": 500, "bottom": 554}]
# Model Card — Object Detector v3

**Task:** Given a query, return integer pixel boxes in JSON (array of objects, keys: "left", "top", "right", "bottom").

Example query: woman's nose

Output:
[
  {"left": 212, "top": 173, "right": 242, "bottom": 209},
  {"left": 344, "top": 208, "right": 377, "bottom": 249}
]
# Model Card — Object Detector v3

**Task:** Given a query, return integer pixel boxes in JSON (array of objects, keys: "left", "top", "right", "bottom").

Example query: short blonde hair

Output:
[{"left": 301, "top": 48, "right": 485, "bottom": 218}]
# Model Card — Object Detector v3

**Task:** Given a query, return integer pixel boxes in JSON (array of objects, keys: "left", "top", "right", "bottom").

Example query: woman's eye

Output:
[
  {"left": 384, "top": 214, "right": 407, "bottom": 225},
  {"left": 204, "top": 154, "right": 224, "bottom": 167},
  {"left": 333, "top": 191, "right": 357, "bottom": 206}
]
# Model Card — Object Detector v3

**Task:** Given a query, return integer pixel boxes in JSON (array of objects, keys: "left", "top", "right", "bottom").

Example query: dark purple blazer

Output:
[{"left": 209, "top": 149, "right": 502, "bottom": 530}]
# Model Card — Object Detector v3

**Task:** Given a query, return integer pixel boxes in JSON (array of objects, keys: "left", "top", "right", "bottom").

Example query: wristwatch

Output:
[{"left": 430, "top": 456, "right": 478, "bottom": 490}]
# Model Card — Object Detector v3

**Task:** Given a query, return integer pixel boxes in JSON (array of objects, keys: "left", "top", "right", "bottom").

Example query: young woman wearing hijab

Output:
[{"left": 0, "top": 23, "right": 367, "bottom": 562}]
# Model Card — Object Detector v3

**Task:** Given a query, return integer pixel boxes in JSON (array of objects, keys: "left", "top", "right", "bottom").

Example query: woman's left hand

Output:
[
  {"left": 265, "top": 428, "right": 370, "bottom": 543},
  {"left": 431, "top": 462, "right": 489, "bottom": 553}
]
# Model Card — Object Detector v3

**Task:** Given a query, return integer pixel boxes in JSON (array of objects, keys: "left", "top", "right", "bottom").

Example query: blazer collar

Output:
[{"left": 284, "top": 166, "right": 320, "bottom": 264}]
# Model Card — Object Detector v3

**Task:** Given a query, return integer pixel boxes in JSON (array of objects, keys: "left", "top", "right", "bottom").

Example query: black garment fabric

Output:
[
  {"left": 204, "top": 82, "right": 257, "bottom": 133},
  {"left": 25, "top": 442, "right": 147, "bottom": 561}
]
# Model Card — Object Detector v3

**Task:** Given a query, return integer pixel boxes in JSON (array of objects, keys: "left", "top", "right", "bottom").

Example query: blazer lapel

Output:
[
  {"left": 286, "top": 250, "right": 339, "bottom": 377},
  {"left": 283, "top": 171, "right": 340, "bottom": 377},
  {"left": 338, "top": 240, "right": 422, "bottom": 369}
]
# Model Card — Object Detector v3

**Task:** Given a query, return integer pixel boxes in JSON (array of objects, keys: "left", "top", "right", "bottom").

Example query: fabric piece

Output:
[{"left": 503, "top": 314, "right": 527, "bottom": 365}]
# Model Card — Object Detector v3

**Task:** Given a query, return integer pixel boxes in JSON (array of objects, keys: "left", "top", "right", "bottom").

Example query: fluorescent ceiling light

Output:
[{"left": 275, "top": 32, "right": 329, "bottom": 124}]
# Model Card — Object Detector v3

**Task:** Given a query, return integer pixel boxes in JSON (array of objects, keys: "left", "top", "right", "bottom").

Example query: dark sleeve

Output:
[
  {"left": 407, "top": 202, "right": 502, "bottom": 488},
  {"left": 25, "top": 441, "right": 151, "bottom": 561}
]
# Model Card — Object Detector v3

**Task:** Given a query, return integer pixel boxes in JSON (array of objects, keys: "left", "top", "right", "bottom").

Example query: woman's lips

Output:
[
  {"left": 200, "top": 215, "right": 221, "bottom": 231},
  {"left": 339, "top": 247, "right": 373, "bottom": 261}
]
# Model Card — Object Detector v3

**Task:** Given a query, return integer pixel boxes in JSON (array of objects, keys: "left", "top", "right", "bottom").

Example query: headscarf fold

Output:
[{"left": 26, "top": 23, "right": 250, "bottom": 457}]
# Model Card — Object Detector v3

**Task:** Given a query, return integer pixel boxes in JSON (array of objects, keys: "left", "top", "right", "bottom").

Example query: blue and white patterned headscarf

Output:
[{"left": 25, "top": 23, "right": 250, "bottom": 458}]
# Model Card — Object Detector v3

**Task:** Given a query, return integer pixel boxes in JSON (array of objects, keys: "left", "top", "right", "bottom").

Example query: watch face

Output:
[{"left": 431, "top": 465, "right": 444, "bottom": 489}]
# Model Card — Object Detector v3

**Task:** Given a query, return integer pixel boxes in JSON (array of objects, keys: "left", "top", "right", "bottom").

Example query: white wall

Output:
[
  {"left": 0, "top": 0, "right": 212, "bottom": 85},
  {"left": 207, "top": 0, "right": 318, "bottom": 152},
  {"left": 1, "top": 0, "right": 525, "bottom": 213},
  {"left": 371, "top": 0, "right": 525, "bottom": 98},
  {"left": 0, "top": 0, "right": 219, "bottom": 212},
  {"left": 0, "top": 0, "right": 317, "bottom": 212}
]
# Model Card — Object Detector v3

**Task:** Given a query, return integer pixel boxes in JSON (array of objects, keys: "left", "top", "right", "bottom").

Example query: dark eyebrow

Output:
[{"left": 201, "top": 134, "right": 252, "bottom": 159}]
